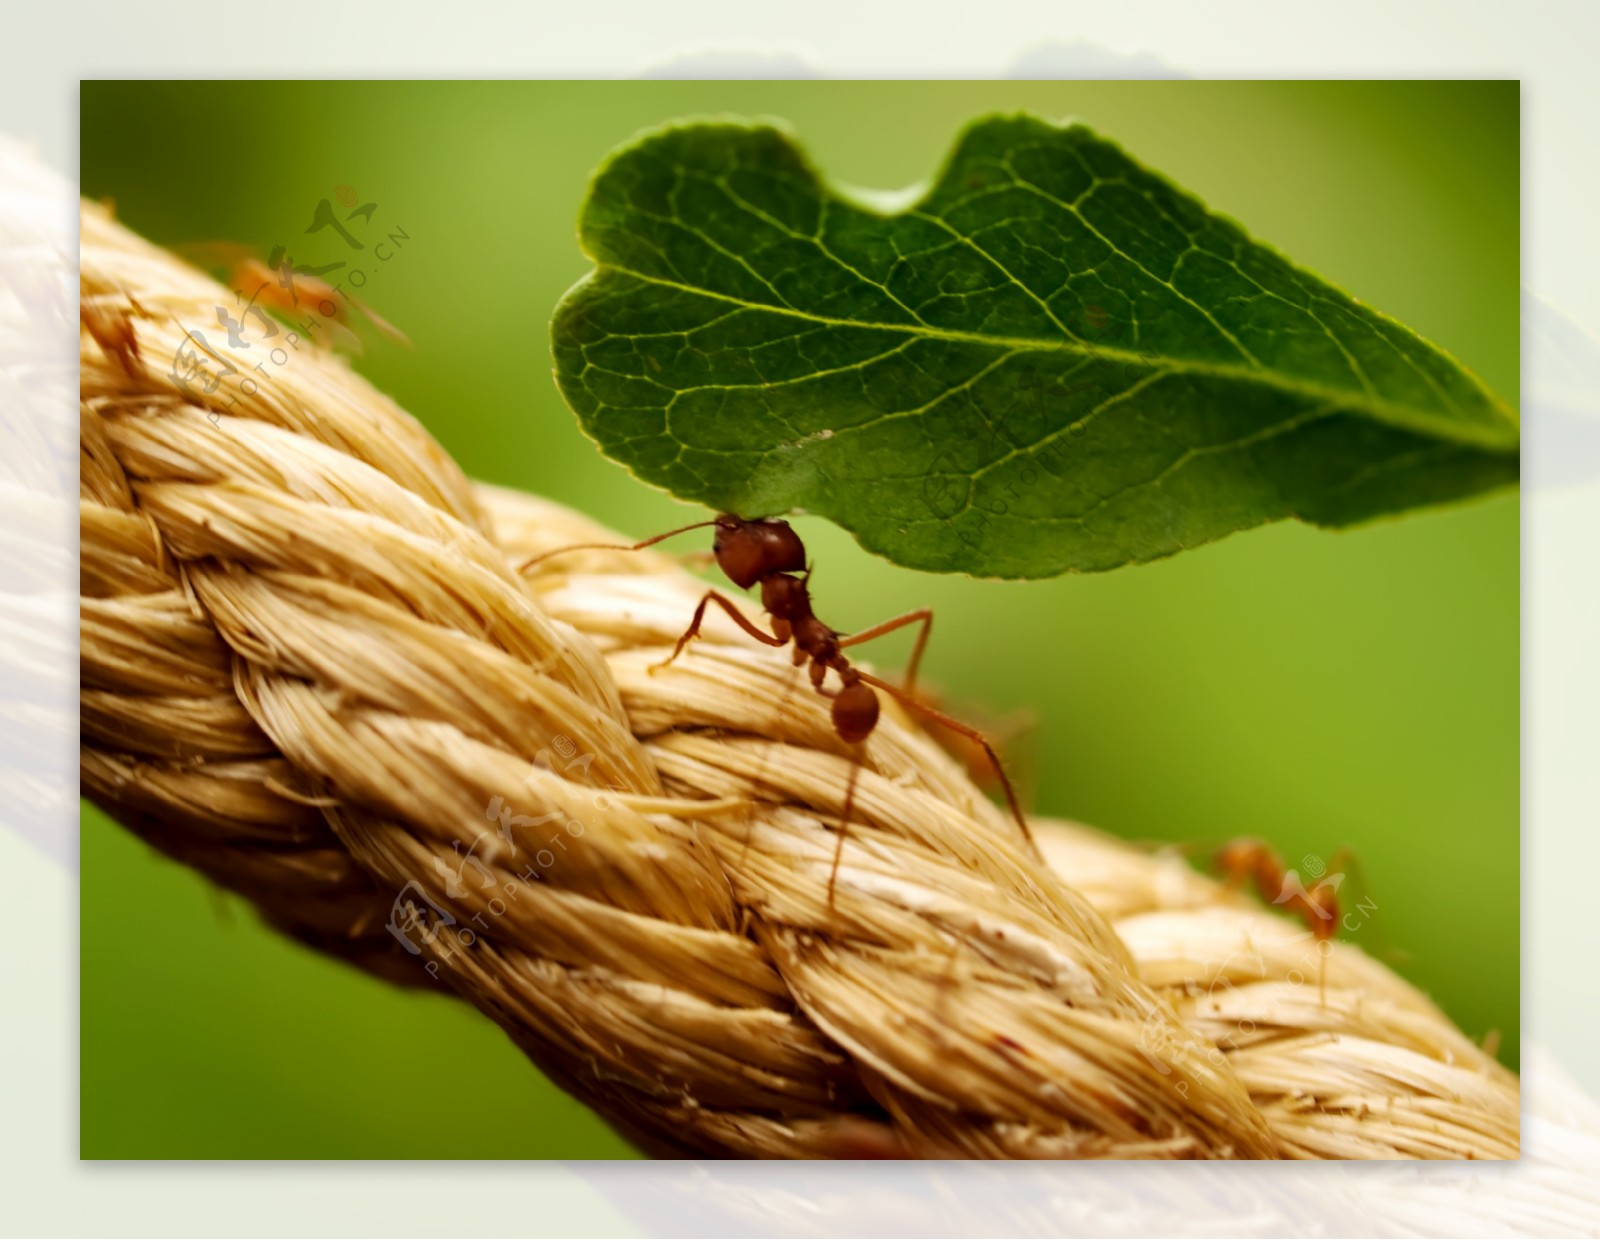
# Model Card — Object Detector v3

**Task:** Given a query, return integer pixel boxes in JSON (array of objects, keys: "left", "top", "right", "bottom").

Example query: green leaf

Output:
[{"left": 551, "top": 114, "right": 1518, "bottom": 577}]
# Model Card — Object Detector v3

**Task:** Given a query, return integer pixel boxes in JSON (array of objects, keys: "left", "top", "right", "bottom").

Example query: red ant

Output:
[
  {"left": 182, "top": 244, "right": 410, "bottom": 351},
  {"left": 1214, "top": 837, "right": 1350, "bottom": 1001},
  {"left": 521, "top": 514, "right": 1035, "bottom": 904},
  {"left": 225, "top": 254, "right": 410, "bottom": 348}
]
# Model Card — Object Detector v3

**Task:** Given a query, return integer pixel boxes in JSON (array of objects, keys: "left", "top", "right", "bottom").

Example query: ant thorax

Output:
[
  {"left": 759, "top": 572, "right": 809, "bottom": 621},
  {"left": 790, "top": 614, "right": 839, "bottom": 663}
]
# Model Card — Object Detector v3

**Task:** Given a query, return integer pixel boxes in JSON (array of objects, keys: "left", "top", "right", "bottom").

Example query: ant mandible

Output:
[{"left": 521, "top": 514, "right": 1036, "bottom": 904}]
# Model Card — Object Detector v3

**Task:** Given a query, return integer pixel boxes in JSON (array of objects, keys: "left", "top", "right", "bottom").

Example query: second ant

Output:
[{"left": 1213, "top": 837, "right": 1364, "bottom": 1002}]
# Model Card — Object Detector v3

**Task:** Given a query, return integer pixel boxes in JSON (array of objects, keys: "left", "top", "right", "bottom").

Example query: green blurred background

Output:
[{"left": 79, "top": 81, "right": 1519, "bottom": 1159}]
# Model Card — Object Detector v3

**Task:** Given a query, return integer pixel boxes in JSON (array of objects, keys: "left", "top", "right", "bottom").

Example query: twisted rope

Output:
[{"left": 78, "top": 200, "right": 1518, "bottom": 1159}]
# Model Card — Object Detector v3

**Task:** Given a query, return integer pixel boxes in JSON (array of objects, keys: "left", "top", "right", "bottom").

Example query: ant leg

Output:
[
  {"left": 653, "top": 590, "right": 787, "bottom": 674},
  {"left": 517, "top": 519, "right": 719, "bottom": 574},
  {"left": 1317, "top": 846, "right": 1367, "bottom": 1007},
  {"left": 1325, "top": 847, "right": 1368, "bottom": 905},
  {"left": 827, "top": 747, "right": 864, "bottom": 910},
  {"left": 854, "top": 670, "right": 1035, "bottom": 856},
  {"left": 348, "top": 295, "right": 413, "bottom": 347},
  {"left": 838, "top": 609, "right": 933, "bottom": 696}
]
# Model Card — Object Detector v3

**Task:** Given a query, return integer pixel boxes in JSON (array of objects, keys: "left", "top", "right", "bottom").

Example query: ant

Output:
[
  {"left": 521, "top": 514, "right": 1035, "bottom": 904},
  {"left": 184, "top": 244, "right": 410, "bottom": 350},
  {"left": 1214, "top": 837, "right": 1351, "bottom": 1001}
]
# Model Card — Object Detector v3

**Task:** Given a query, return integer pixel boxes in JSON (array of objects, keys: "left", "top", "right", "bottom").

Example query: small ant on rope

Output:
[
  {"left": 1214, "top": 837, "right": 1357, "bottom": 1003},
  {"left": 182, "top": 243, "right": 411, "bottom": 352},
  {"left": 521, "top": 514, "right": 1036, "bottom": 904}
]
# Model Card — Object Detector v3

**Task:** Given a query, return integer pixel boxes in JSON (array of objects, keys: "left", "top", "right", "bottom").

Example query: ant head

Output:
[{"left": 713, "top": 515, "right": 806, "bottom": 589}]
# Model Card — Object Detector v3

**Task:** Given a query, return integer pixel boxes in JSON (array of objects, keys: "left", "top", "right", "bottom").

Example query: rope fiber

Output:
[{"left": 78, "top": 200, "right": 1519, "bottom": 1160}]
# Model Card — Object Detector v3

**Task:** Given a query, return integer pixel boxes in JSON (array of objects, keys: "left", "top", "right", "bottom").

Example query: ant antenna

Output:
[{"left": 517, "top": 519, "right": 718, "bottom": 574}]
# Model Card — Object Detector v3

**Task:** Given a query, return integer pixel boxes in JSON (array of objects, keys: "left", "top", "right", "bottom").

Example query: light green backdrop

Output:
[{"left": 80, "top": 80, "right": 1519, "bottom": 1159}]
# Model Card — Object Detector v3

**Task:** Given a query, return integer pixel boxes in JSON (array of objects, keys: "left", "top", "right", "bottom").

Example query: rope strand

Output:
[{"left": 78, "top": 200, "right": 1517, "bottom": 1159}]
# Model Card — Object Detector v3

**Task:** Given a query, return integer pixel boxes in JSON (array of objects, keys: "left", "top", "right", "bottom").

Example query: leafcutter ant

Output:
[
  {"left": 183, "top": 243, "right": 410, "bottom": 351},
  {"left": 1213, "top": 837, "right": 1360, "bottom": 1002},
  {"left": 521, "top": 514, "right": 1035, "bottom": 904}
]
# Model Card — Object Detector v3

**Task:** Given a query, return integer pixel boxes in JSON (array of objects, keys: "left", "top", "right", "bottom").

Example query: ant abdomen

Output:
[{"left": 832, "top": 680, "right": 880, "bottom": 744}]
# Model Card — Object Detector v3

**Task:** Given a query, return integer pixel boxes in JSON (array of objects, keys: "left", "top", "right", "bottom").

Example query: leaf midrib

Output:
[{"left": 583, "top": 264, "right": 1517, "bottom": 452}]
